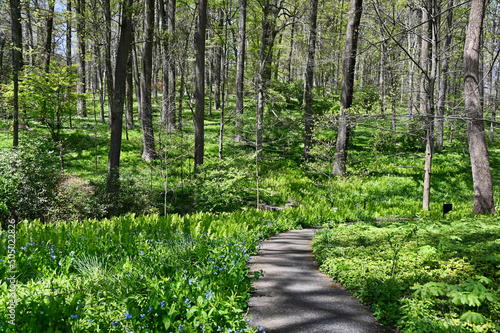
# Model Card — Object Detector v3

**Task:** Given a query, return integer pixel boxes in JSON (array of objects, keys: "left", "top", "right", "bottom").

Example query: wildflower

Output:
[
  {"left": 178, "top": 324, "right": 183, "bottom": 332},
  {"left": 70, "top": 314, "right": 78, "bottom": 319},
  {"left": 112, "top": 321, "right": 119, "bottom": 327},
  {"left": 140, "top": 314, "right": 145, "bottom": 320},
  {"left": 70, "top": 251, "right": 75, "bottom": 255},
  {"left": 205, "top": 290, "right": 213, "bottom": 301},
  {"left": 124, "top": 312, "right": 132, "bottom": 320}
]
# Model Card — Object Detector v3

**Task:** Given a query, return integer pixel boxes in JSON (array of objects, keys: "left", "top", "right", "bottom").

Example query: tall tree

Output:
[
  {"left": 464, "top": 0, "right": 495, "bottom": 213},
  {"left": 332, "top": 0, "right": 363, "bottom": 176},
  {"left": 141, "top": 0, "right": 157, "bottom": 161},
  {"left": 167, "top": 0, "right": 176, "bottom": 128},
  {"left": 10, "top": 0, "right": 22, "bottom": 148},
  {"left": 303, "top": 0, "right": 319, "bottom": 158},
  {"left": 213, "top": 8, "right": 224, "bottom": 111},
  {"left": 103, "top": 0, "right": 114, "bottom": 126},
  {"left": 435, "top": 0, "right": 453, "bottom": 150},
  {"left": 234, "top": 0, "right": 247, "bottom": 142},
  {"left": 76, "top": 0, "right": 87, "bottom": 117},
  {"left": 256, "top": 0, "right": 281, "bottom": 158},
  {"left": 194, "top": 0, "right": 207, "bottom": 169},
  {"left": 107, "top": 0, "right": 135, "bottom": 192},
  {"left": 66, "top": 0, "right": 72, "bottom": 67},
  {"left": 43, "top": 0, "right": 56, "bottom": 72}
]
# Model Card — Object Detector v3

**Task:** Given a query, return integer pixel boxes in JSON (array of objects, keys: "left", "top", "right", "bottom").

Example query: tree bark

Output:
[
  {"left": 435, "top": 0, "right": 453, "bottom": 150},
  {"left": 303, "top": 0, "right": 319, "bottom": 159},
  {"left": 234, "top": 0, "right": 247, "bottom": 142},
  {"left": 167, "top": 0, "right": 176, "bottom": 128},
  {"left": 256, "top": 0, "right": 280, "bottom": 159},
  {"left": 126, "top": 50, "right": 134, "bottom": 129},
  {"left": 141, "top": 0, "right": 157, "bottom": 161},
  {"left": 103, "top": 0, "right": 114, "bottom": 127},
  {"left": 194, "top": 0, "right": 207, "bottom": 170},
  {"left": 10, "top": 0, "right": 22, "bottom": 148},
  {"left": 213, "top": 8, "right": 224, "bottom": 110},
  {"left": 66, "top": 0, "right": 72, "bottom": 67},
  {"left": 43, "top": 0, "right": 55, "bottom": 73},
  {"left": 464, "top": 0, "right": 495, "bottom": 213},
  {"left": 76, "top": 0, "right": 87, "bottom": 117},
  {"left": 107, "top": 0, "right": 134, "bottom": 193},
  {"left": 332, "top": 0, "right": 363, "bottom": 176}
]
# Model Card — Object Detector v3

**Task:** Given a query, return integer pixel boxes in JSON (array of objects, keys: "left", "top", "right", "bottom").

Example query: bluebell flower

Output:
[
  {"left": 112, "top": 321, "right": 119, "bottom": 327},
  {"left": 140, "top": 314, "right": 145, "bottom": 320},
  {"left": 161, "top": 300, "right": 165, "bottom": 307},
  {"left": 124, "top": 312, "right": 132, "bottom": 320},
  {"left": 178, "top": 324, "right": 183, "bottom": 332},
  {"left": 70, "top": 314, "right": 78, "bottom": 319}
]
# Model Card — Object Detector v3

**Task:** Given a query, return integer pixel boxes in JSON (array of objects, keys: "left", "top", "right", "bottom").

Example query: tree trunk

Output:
[
  {"left": 213, "top": 8, "right": 224, "bottom": 110},
  {"left": 141, "top": 0, "right": 157, "bottom": 161},
  {"left": 435, "top": 0, "right": 453, "bottom": 150},
  {"left": 107, "top": 0, "right": 134, "bottom": 193},
  {"left": 422, "top": 0, "right": 437, "bottom": 211},
  {"left": 167, "top": 0, "right": 176, "bottom": 128},
  {"left": 332, "top": 0, "right": 363, "bottom": 176},
  {"left": 256, "top": 0, "right": 280, "bottom": 159},
  {"left": 303, "top": 0, "right": 319, "bottom": 159},
  {"left": 76, "top": 0, "right": 87, "bottom": 117},
  {"left": 66, "top": 0, "right": 72, "bottom": 67},
  {"left": 464, "top": 0, "right": 495, "bottom": 214},
  {"left": 10, "top": 0, "right": 22, "bottom": 148},
  {"left": 103, "top": 0, "right": 114, "bottom": 126},
  {"left": 126, "top": 51, "right": 134, "bottom": 129},
  {"left": 194, "top": 0, "right": 207, "bottom": 170},
  {"left": 43, "top": 0, "right": 55, "bottom": 73},
  {"left": 234, "top": 0, "right": 247, "bottom": 142}
]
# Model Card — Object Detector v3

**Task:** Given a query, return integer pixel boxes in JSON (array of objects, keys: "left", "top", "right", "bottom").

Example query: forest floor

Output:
[{"left": 247, "top": 228, "right": 397, "bottom": 333}]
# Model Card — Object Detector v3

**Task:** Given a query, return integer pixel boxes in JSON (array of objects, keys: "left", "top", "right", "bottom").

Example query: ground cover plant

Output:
[
  {"left": 312, "top": 217, "right": 500, "bottom": 332},
  {"left": 0, "top": 210, "right": 311, "bottom": 332}
]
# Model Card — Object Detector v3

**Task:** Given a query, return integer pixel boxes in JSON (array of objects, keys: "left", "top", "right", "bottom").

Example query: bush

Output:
[{"left": 0, "top": 140, "right": 60, "bottom": 226}]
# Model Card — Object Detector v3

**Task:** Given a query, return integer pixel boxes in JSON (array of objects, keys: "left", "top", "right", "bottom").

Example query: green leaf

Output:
[{"left": 459, "top": 311, "right": 487, "bottom": 324}]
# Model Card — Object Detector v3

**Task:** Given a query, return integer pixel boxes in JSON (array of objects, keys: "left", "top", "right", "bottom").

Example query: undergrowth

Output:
[{"left": 312, "top": 217, "right": 500, "bottom": 332}]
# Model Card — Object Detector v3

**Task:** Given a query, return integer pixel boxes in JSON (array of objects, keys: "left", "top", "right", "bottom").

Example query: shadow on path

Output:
[{"left": 247, "top": 229, "right": 397, "bottom": 333}]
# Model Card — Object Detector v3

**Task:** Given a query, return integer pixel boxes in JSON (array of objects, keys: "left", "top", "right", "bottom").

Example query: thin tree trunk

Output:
[
  {"left": 333, "top": 0, "right": 363, "bottom": 176},
  {"left": 287, "top": 16, "right": 296, "bottom": 83},
  {"left": 256, "top": 0, "right": 280, "bottom": 159},
  {"left": 126, "top": 50, "right": 134, "bottom": 129},
  {"left": 213, "top": 8, "right": 224, "bottom": 110},
  {"left": 167, "top": 0, "right": 176, "bottom": 128},
  {"left": 194, "top": 0, "right": 207, "bottom": 170},
  {"left": 132, "top": 40, "right": 142, "bottom": 120},
  {"left": 234, "top": 0, "right": 247, "bottom": 142},
  {"left": 304, "top": 0, "right": 319, "bottom": 158},
  {"left": 10, "top": 0, "right": 22, "bottom": 148},
  {"left": 107, "top": 0, "right": 134, "bottom": 193},
  {"left": 43, "top": 0, "right": 55, "bottom": 72},
  {"left": 76, "top": 0, "right": 87, "bottom": 117},
  {"left": 435, "top": 0, "right": 453, "bottom": 150},
  {"left": 423, "top": 0, "right": 437, "bottom": 211},
  {"left": 103, "top": 0, "right": 114, "bottom": 126},
  {"left": 66, "top": 0, "right": 72, "bottom": 66},
  {"left": 464, "top": 0, "right": 495, "bottom": 213},
  {"left": 141, "top": 0, "right": 157, "bottom": 161}
]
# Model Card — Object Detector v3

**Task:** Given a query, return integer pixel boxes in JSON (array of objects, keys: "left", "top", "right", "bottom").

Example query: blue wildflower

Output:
[{"left": 124, "top": 312, "right": 132, "bottom": 320}]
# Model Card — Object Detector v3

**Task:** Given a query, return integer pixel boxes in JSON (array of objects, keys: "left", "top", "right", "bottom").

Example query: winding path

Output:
[{"left": 247, "top": 228, "right": 396, "bottom": 333}]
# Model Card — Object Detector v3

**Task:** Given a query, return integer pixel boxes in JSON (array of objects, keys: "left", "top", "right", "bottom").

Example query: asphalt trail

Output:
[{"left": 247, "top": 228, "right": 396, "bottom": 333}]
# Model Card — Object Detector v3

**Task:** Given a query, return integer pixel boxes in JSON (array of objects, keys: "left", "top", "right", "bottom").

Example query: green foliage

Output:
[
  {"left": 0, "top": 140, "right": 60, "bottom": 224},
  {"left": 312, "top": 218, "right": 500, "bottom": 332},
  {"left": 0, "top": 210, "right": 303, "bottom": 332}
]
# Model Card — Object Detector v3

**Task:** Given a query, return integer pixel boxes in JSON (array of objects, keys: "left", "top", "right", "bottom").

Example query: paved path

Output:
[{"left": 247, "top": 229, "right": 396, "bottom": 333}]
